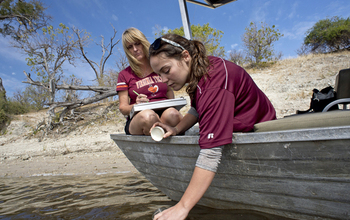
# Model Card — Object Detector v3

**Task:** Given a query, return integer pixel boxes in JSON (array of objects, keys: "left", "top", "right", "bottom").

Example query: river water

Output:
[{"left": 0, "top": 173, "right": 292, "bottom": 220}]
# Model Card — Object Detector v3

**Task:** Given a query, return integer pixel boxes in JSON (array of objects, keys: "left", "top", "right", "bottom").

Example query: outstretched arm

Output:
[
  {"left": 154, "top": 146, "right": 223, "bottom": 220},
  {"left": 154, "top": 167, "right": 215, "bottom": 220}
]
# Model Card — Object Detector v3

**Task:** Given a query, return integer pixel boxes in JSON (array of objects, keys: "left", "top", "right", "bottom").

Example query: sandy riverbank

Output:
[
  {"left": 1, "top": 51, "right": 349, "bottom": 178},
  {"left": 0, "top": 103, "right": 138, "bottom": 178}
]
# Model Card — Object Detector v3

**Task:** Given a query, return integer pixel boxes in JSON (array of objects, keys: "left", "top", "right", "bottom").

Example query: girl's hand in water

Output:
[{"left": 153, "top": 204, "right": 189, "bottom": 220}]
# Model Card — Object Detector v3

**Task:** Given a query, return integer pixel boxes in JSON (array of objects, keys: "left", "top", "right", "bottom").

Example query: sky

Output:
[{"left": 0, "top": 0, "right": 349, "bottom": 97}]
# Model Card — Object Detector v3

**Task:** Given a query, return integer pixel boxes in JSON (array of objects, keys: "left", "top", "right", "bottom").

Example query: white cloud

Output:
[
  {"left": 251, "top": 0, "right": 272, "bottom": 22},
  {"left": 324, "top": 1, "right": 350, "bottom": 18},
  {"left": 282, "top": 21, "right": 315, "bottom": 40},
  {"left": 288, "top": 2, "right": 299, "bottom": 19},
  {"left": 162, "top": 27, "right": 169, "bottom": 33},
  {"left": 0, "top": 72, "right": 26, "bottom": 96},
  {"left": 0, "top": 38, "right": 26, "bottom": 63},
  {"left": 54, "top": 2, "right": 83, "bottom": 29},
  {"left": 112, "top": 14, "right": 118, "bottom": 21},
  {"left": 275, "top": 9, "right": 282, "bottom": 21},
  {"left": 151, "top": 25, "right": 169, "bottom": 36},
  {"left": 231, "top": 44, "right": 238, "bottom": 49},
  {"left": 11, "top": 72, "right": 16, "bottom": 75},
  {"left": 61, "top": 62, "right": 96, "bottom": 84}
]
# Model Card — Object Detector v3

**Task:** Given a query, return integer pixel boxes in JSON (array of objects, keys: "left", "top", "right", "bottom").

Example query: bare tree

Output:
[
  {"left": 73, "top": 25, "right": 119, "bottom": 86},
  {"left": 228, "top": 49, "right": 245, "bottom": 66},
  {"left": 61, "top": 77, "right": 82, "bottom": 102},
  {"left": 296, "top": 43, "right": 312, "bottom": 56},
  {"left": 13, "top": 23, "right": 121, "bottom": 133},
  {"left": 115, "top": 50, "right": 129, "bottom": 73},
  {"left": 13, "top": 23, "right": 84, "bottom": 104}
]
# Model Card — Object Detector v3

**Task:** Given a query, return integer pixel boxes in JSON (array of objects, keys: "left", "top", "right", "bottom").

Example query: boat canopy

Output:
[{"left": 178, "top": 0, "right": 237, "bottom": 39}]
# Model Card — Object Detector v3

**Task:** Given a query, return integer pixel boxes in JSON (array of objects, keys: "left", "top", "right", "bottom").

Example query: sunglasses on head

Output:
[{"left": 151, "top": 37, "right": 185, "bottom": 51}]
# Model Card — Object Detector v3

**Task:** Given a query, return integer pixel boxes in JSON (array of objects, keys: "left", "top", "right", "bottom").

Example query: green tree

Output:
[
  {"left": 303, "top": 16, "right": 350, "bottom": 53},
  {"left": 0, "top": 0, "right": 50, "bottom": 40},
  {"left": 155, "top": 23, "right": 225, "bottom": 57},
  {"left": 242, "top": 21, "right": 283, "bottom": 66}
]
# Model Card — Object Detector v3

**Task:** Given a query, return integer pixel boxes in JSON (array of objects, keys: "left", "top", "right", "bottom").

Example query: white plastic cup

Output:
[{"left": 151, "top": 126, "right": 165, "bottom": 142}]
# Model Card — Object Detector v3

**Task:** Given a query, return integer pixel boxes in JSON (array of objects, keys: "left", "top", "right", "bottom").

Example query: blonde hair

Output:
[{"left": 122, "top": 27, "right": 151, "bottom": 77}]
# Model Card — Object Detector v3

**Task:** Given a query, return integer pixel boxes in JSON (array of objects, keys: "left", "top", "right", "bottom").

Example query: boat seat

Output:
[
  {"left": 254, "top": 110, "right": 350, "bottom": 132},
  {"left": 323, "top": 68, "right": 350, "bottom": 112}
]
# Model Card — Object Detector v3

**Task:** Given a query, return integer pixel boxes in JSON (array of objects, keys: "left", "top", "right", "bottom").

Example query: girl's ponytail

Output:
[{"left": 186, "top": 40, "right": 209, "bottom": 100}]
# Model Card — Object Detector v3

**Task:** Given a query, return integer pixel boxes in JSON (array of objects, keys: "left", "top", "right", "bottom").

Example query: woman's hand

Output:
[
  {"left": 153, "top": 167, "right": 216, "bottom": 220},
  {"left": 153, "top": 204, "right": 189, "bottom": 220},
  {"left": 150, "top": 122, "right": 177, "bottom": 138},
  {"left": 135, "top": 94, "right": 149, "bottom": 104}
]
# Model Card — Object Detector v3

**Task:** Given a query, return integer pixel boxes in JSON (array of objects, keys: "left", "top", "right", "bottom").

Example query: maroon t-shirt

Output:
[
  {"left": 193, "top": 56, "right": 276, "bottom": 149},
  {"left": 116, "top": 66, "right": 168, "bottom": 104}
]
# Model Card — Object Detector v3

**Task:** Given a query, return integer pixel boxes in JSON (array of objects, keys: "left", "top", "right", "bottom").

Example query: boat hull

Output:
[{"left": 111, "top": 126, "right": 350, "bottom": 220}]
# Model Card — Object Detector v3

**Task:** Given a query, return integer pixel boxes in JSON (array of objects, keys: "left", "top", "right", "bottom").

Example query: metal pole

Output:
[{"left": 178, "top": 0, "right": 192, "bottom": 40}]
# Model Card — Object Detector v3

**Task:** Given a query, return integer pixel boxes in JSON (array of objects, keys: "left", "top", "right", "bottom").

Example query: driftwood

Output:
[{"left": 22, "top": 70, "right": 118, "bottom": 134}]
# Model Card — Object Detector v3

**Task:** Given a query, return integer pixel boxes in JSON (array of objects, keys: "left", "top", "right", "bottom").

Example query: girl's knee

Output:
[
  {"left": 163, "top": 107, "right": 181, "bottom": 117},
  {"left": 161, "top": 108, "right": 182, "bottom": 125},
  {"left": 129, "top": 110, "right": 160, "bottom": 135},
  {"left": 138, "top": 110, "right": 159, "bottom": 124}
]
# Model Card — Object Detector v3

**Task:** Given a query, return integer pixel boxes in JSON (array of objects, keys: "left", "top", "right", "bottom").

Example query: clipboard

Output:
[{"left": 130, "top": 97, "right": 187, "bottom": 118}]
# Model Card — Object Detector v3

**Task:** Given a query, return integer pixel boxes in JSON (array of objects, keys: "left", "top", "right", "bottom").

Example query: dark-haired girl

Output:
[{"left": 149, "top": 34, "right": 276, "bottom": 220}]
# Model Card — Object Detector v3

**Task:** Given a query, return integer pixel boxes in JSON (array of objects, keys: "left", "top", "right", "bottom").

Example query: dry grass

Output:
[{"left": 248, "top": 51, "right": 350, "bottom": 118}]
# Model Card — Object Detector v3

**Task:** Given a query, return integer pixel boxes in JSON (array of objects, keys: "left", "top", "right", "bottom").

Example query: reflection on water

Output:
[{"left": 0, "top": 173, "right": 291, "bottom": 220}]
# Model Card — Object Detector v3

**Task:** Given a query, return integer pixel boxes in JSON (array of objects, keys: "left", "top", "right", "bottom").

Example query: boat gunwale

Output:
[{"left": 110, "top": 125, "right": 350, "bottom": 144}]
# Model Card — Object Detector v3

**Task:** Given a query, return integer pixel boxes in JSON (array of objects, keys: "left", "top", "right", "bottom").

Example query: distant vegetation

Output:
[
  {"left": 154, "top": 23, "right": 226, "bottom": 57},
  {"left": 240, "top": 21, "right": 283, "bottom": 67},
  {"left": 154, "top": 21, "right": 283, "bottom": 68},
  {"left": 297, "top": 16, "right": 350, "bottom": 55},
  {"left": 0, "top": 91, "right": 36, "bottom": 132}
]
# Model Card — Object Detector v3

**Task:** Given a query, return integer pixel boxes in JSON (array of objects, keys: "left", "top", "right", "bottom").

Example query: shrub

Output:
[
  {"left": 242, "top": 21, "right": 283, "bottom": 66},
  {"left": 304, "top": 16, "right": 350, "bottom": 53},
  {"left": 7, "top": 100, "right": 30, "bottom": 115},
  {"left": 0, "top": 109, "right": 9, "bottom": 131}
]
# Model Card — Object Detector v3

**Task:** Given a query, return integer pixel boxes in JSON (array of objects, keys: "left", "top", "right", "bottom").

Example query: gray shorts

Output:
[{"left": 195, "top": 146, "right": 223, "bottom": 172}]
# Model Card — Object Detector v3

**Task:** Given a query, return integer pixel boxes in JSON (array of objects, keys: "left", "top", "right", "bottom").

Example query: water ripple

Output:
[{"left": 0, "top": 173, "right": 292, "bottom": 219}]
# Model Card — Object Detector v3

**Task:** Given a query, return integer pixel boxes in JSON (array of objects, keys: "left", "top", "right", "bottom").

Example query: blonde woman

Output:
[{"left": 116, "top": 28, "right": 182, "bottom": 135}]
